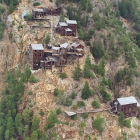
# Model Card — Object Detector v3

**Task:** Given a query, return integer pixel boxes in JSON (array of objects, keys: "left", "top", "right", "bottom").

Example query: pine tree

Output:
[
  {"left": 8, "top": 0, "right": 14, "bottom": 14},
  {"left": 59, "top": 8, "right": 65, "bottom": 22},
  {"left": 81, "top": 81, "right": 91, "bottom": 99},
  {"left": 83, "top": 55, "right": 91, "bottom": 78},
  {"left": 22, "top": 108, "right": 30, "bottom": 125},
  {"left": 15, "top": 114, "right": 22, "bottom": 131},
  {"left": 45, "top": 110, "right": 57, "bottom": 130},
  {"left": 73, "top": 63, "right": 82, "bottom": 80},
  {"left": 31, "top": 131, "right": 38, "bottom": 140},
  {"left": 45, "top": 34, "right": 50, "bottom": 44},
  {"left": 31, "top": 116, "right": 40, "bottom": 132}
]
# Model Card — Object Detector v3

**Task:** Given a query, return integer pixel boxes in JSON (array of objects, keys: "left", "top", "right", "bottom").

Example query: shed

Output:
[{"left": 65, "top": 111, "right": 77, "bottom": 116}]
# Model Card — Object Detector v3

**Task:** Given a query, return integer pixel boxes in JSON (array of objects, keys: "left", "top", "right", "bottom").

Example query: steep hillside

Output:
[{"left": 0, "top": 0, "right": 140, "bottom": 140}]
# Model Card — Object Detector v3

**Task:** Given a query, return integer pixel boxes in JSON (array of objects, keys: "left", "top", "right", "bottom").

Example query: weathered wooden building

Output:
[
  {"left": 32, "top": 7, "right": 61, "bottom": 19},
  {"left": 28, "top": 44, "right": 44, "bottom": 70},
  {"left": 28, "top": 41, "right": 84, "bottom": 71},
  {"left": 55, "top": 20, "right": 77, "bottom": 37},
  {"left": 111, "top": 96, "right": 140, "bottom": 118},
  {"left": 32, "top": 9, "right": 45, "bottom": 19}
]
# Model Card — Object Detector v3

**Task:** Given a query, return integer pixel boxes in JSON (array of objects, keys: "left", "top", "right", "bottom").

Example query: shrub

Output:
[
  {"left": 45, "top": 34, "right": 50, "bottom": 44},
  {"left": 28, "top": 91, "right": 33, "bottom": 95},
  {"left": 33, "top": 2, "right": 40, "bottom": 6},
  {"left": 71, "top": 115, "right": 77, "bottom": 120},
  {"left": 24, "top": 13, "right": 32, "bottom": 21},
  {"left": 53, "top": 88, "right": 64, "bottom": 96},
  {"left": 59, "top": 72, "right": 67, "bottom": 79},
  {"left": 70, "top": 91, "right": 77, "bottom": 99},
  {"left": 28, "top": 74, "right": 38, "bottom": 83},
  {"left": 56, "top": 108, "right": 61, "bottom": 115},
  {"left": 92, "top": 99, "right": 100, "bottom": 108},
  {"left": 0, "top": 23, "right": 5, "bottom": 40},
  {"left": 63, "top": 98, "right": 72, "bottom": 106},
  {"left": 39, "top": 110, "right": 44, "bottom": 116},
  {"left": 93, "top": 114, "right": 104, "bottom": 134},
  {"left": 124, "top": 120, "right": 131, "bottom": 128},
  {"left": 82, "top": 113, "right": 88, "bottom": 119},
  {"left": 77, "top": 101, "right": 85, "bottom": 108},
  {"left": 72, "top": 104, "right": 78, "bottom": 110}
]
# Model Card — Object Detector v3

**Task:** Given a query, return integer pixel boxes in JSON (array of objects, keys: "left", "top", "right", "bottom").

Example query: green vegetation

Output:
[
  {"left": 82, "top": 113, "right": 88, "bottom": 119},
  {"left": 100, "top": 86, "right": 111, "bottom": 100},
  {"left": 63, "top": 98, "right": 72, "bottom": 106},
  {"left": 33, "top": 2, "right": 40, "bottom": 6},
  {"left": 59, "top": 72, "right": 67, "bottom": 79},
  {"left": 28, "top": 91, "right": 33, "bottom": 95},
  {"left": 81, "top": 81, "right": 91, "bottom": 99},
  {"left": 0, "top": 23, "right": 5, "bottom": 40},
  {"left": 45, "top": 34, "right": 50, "bottom": 44},
  {"left": 70, "top": 91, "right": 77, "bottom": 99},
  {"left": 45, "top": 110, "right": 57, "bottom": 130},
  {"left": 0, "top": 68, "right": 48, "bottom": 139},
  {"left": 24, "top": 13, "right": 32, "bottom": 21},
  {"left": 77, "top": 101, "right": 85, "bottom": 108},
  {"left": 56, "top": 108, "right": 61, "bottom": 115},
  {"left": 73, "top": 63, "right": 82, "bottom": 80},
  {"left": 118, "top": 112, "right": 131, "bottom": 128},
  {"left": 93, "top": 114, "right": 104, "bottom": 134},
  {"left": 59, "top": 8, "right": 65, "bottom": 22},
  {"left": 92, "top": 98, "right": 100, "bottom": 108},
  {"left": 83, "top": 55, "right": 91, "bottom": 78},
  {"left": 53, "top": 88, "right": 64, "bottom": 96},
  {"left": 0, "top": 4, "right": 5, "bottom": 14}
]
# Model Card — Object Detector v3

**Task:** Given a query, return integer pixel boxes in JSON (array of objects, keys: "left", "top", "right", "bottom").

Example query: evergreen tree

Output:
[
  {"left": 24, "top": 125, "right": 29, "bottom": 138},
  {"left": 31, "top": 116, "right": 40, "bottom": 132},
  {"left": 83, "top": 55, "right": 91, "bottom": 78},
  {"left": 81, "top": 81, "right": 91, "bottom": 99},
  {"left": 15, "top": 114, "right": 22, "bottom": 131},
  {"left": 59, "top": 8, "right": 65, "bottom": 22},
  {"left": 93, "top": 114, "right": 104, "bottom": 134},
  {"left": 45, "top": 110, "right": 57, "bottom": 130},
  {"left": 31, "top": 130, "right": 38, "bottom": 140},
  {"left": 6, "top": 117, "right": 15, "bottom": 138},
  {"left": 8, "top": 0, "right": 14, "bottom": 14},
  {"left": 73, "top": 63, "right": 82, "bottom": 80},
  {"left": 45, "top": 34, "right": 50, "bottom": 44},
  {"left": 22, "top": 108, "right": 30, "bottom": 125},
  {"left": 78, "top": 28, "right": 85, "bottom": 40}
]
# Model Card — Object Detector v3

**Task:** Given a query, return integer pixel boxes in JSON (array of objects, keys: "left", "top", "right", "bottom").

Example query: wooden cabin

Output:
[
  {"left": 112, "top": 96, "right": 140, "bottom": 118},
  {"left": 56, "top": 20, "right": 77, "bottom": 37},
  {"left": 46, "top": 6, "right": 61, "bottom": 15},
  {"left": 32, "top": 8, "right": 46, "bottom": 19},
  {"left": 56, "top": 22, "right": 68, "bottom": 36},
  {"left": 66, "top": 20, "right": 77, "bottom": 37},
  {"left": 29, "top": 44, "right": 44, "bottom": 70}
]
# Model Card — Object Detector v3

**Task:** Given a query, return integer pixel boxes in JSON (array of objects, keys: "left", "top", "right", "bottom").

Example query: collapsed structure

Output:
[
  {"left": 28, "top": 40, "right": 84, "bottom": 71},
  {"left": 111, "top": 96, "right": 140, "bottom": 118},
  {"left": 32, "top": 6, "right": 61, "bottom": 19},
  {"left": 55, "top": 20, "right": 77, "bottom": 37}
]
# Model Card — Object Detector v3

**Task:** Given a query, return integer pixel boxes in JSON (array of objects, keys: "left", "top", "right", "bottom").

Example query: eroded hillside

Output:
[{"left": 1, "top": 0, "right": 140, "bottom": 140}]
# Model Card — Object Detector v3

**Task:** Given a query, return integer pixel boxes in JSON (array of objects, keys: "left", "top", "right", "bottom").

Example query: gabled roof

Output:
[
  {"left": 117, "top": 96, "right": 140, "bottom": 107},
  {"left": 65, "top": 111, "right": 77, "bottom": 116},
  {"left": 66, "top": 20, "right": 77, "bottom": 24},
  {"left": 31, "top": 44, "right": 44, "bottom": 50},
  {"left": 59, "top": 22, "right": 68, "bottom": 27},
  {"left": 60, "top": 43, "right": 69, "bottom": 48}
]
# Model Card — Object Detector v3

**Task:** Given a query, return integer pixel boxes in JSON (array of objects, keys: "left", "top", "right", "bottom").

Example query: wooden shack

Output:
[
  {"left": 29, "top": 44, "right": 44, "bottom": 70},
  {"left": 66, "top": 20, "right": 77, "bottom": 37},
  {"left": 112, "top": 96, "right": 140, "bottom": 118},
  {"left": 32, "top": 9, "right": 45, "bottom": 19},
  {"left": 46, "top": 6, "right": 61, "bottom": 15},
  {"left": 56, "top": 20, "right": 77, "bottom": 37}
]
